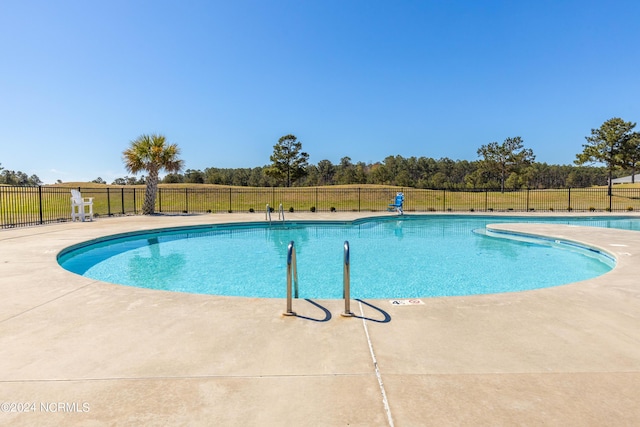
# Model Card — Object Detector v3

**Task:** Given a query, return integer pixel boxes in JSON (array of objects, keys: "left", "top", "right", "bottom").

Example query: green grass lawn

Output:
[{"left": 3, "top": 183, "right": 640, "bottom": 228}]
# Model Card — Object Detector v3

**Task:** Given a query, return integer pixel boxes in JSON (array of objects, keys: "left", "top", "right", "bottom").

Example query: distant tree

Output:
[
  {"left": 247, "top": 168, "right": 261, "bottom": 187},
  {"left": 430, "top": 171, "right": 449, "bottom": 188},
  {"left": 184, "top": 169, "right": 205, "bottom": 184},
  {"left": 316, "top": 159, "right": 335, "bottom": 185},
  {"left": 299, "top": 164, "right": 319, "bottom": 186},
  {"left": 354, "top": 161, "right": 369, "bottom": 184},
  {"left": 129, "top": 176, "right": 146, "bottom": 185},
  {"left": 231, "top": 168, "right": 252, "bottom": 186},
  {"left": 464, "top": 169, "right": 485, "bottom": 189},
  {"left": 123, "top": 134, "right": 183, "bottom": 214},
  {"left": 163, "top": 173, "right": 184, "bottom": 183},
  {"left": 92, "top": 177, "right": 106, "bottom": 184},
  {"left": 451, "top": 160, "right": 478, "bottom": 187},
  {"left": 0, "top": 168, "right": 41, "bottom": 186},
  {"left": 477, "top": 137, "right": 535, "bottom": 192},
  {"left": 505, "top": 171, "right": 525, "bottom": 190},
  {"left": 112, "top": 175, "right": 145, "bottom": 185},
  {"left": 336, "top": 157, "right": 359, "bottom": 184},
  {"left": 621, "top": 131, "right": 640, "bottom": 183},
  {"left": 203, "top": 167, "right": 225, "bottom": 185},
  {"left": 575, "top": 118, "right": 636, "bottom": 194},
  {"left": 435, "top": 157, "right": 459, "bottom": 188},
  {"left": 29, "top": 174, "right": 42, "bottom": 185},
  {"left": 565, "top": 167, "right": 607, "bottom": 187},
  {"left": 265, "top": 134, "right": 309, "bottom": 187}
]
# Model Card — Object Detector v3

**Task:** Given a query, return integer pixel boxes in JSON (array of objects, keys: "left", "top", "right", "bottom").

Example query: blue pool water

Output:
[{"left": 58, "top": 215, "right": 637, "bottom": 299}]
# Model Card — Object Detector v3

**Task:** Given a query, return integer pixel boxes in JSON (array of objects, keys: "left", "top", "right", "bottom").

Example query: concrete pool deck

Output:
[{"left": 1, "top": 212, "right": 640, "bottom": 426}]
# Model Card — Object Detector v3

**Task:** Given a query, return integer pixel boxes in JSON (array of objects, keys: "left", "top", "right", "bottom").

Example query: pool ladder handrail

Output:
[
  {"left": 266, "top": 203, "right": 285, "bottom": 224},
  {"left": 283, "top": 240, "right": 299, "bottom": 316},
  {"left": 283, "top": 240, "right": 353, "bottom": 317},
  {"left": 341, "top": 240, "right": 354, "bottom": 317},
  {"left": 278, "top": 203, "right": 285, "bottom": 222}
]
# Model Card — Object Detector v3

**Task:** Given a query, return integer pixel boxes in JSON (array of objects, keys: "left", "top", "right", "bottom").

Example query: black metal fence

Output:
[{"left": 2, "top": 185, "right": 640, "bottom": 229}]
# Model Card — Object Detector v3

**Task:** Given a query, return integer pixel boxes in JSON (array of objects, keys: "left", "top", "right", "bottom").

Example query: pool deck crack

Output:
[
  {"left": 0, "top": 280, "right": 98, "bottom": 324},
  {"left": 359, "top": 300, "right": 395, "bottom": 427}
]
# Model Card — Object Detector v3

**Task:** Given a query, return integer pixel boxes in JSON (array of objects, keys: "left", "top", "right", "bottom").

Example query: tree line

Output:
[
  {"left": 105, "top": 118, "right": 640, "bottom": 215},
  {"left": 84, "top": 118, "right": 640, "bottom": 215},
  {"left": 0, "top": 164, "right": 42, "bottom": 186},
  {"left": 119, "top": 118, "right": 639, "bottom": 191},
  {"left": 3, "top": 118, "right": 637, "bottom": 193},
  {"left": 157, "top": 157, "right": 613, "bottom": 189}
]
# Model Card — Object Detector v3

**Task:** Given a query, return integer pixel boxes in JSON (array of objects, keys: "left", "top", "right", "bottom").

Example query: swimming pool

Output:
[{"left": 57, "top": 215, "right": 636, "bottom": 299}]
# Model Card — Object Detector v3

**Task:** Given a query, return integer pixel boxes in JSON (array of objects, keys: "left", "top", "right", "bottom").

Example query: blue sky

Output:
[{"left": 1, "top": 0, "right": 639, "bottom": 184}]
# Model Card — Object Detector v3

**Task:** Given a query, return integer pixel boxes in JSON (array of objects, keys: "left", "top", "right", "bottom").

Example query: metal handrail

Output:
[
  {"left": 266, "top": 204, "right": 271, "bottom": 223},
  {"left": 278, "top": 203, "right": 285, "bottom": 222},
  {"left": 283, "top": 240, "right": 299, "bottom": 316},
  {"left": 341, "top": 240, "right": 354, "bottom": 317}
]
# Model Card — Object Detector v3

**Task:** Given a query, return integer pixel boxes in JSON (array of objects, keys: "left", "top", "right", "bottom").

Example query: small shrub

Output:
[
  {"left": 469, "top": 208, "right": 474, "bottom": 212},
  {"left": 627, "top": 206, "right": 634, "bottom": 211},
  {"left": 548, "top": 207, "right": 554, "bottom": 211},
  {"left": 249, "top": 208, "right": 255, "bottom": 213},
  {"left": 228, "top": 209, "right": 233, "bottom": 213},
  {"left": 269, "top": 206, "right": 274, "bottom": 213},
  {"left": 288, "top": 206, "right": 294, "bottom": 213},
  {"left": 427, "top": 207, "right": 436, "bottom": 212},
  {"left": 589, "top": 207, "right": 595, "bottom": 212},
  {"left": 182, "top": 210, "right": 188, "bottom": 214},
  {"left": 206, "top": 209, "right": 212, "bottom": 213},
  {"left": 330, "top": 207, "right": 336, "bottom": 212},
  {"left": 606, "top": 207, "right": 612, "bottom": 212},
  {"left": 310, "top": 206, "right": 316, "bottom": 212},
  {"left": 567, "top": 207, "right": 573, "bottom": 212},
  {"left": 487, "top": 208, "right": 493, "bottom": 212}
]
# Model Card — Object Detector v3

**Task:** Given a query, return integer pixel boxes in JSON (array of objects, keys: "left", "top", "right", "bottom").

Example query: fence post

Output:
[
  {"left": 121, "top": 188, "right": 125, "bottom": 215},
  {"left": 443, "top": 189, "right": 446, "bottom": 211},
  {"left": 229, "top": 187, "right": 232, "bottom": 212},
  {"left": 185, "top": 188, "right": 189, "bottom": 213},
  {"left": 484, "top": 189, "right": 488, "bottom": 211},
  {"left": 107, "top": 187, "right": 112, "bottom": 216},
  {"left": 526, "top": 188, "right": 530, "bottom": 211},
  {"left": 38, "top": 186, "right": 44, "bottom": 224},
  {"left": 133, "top": 188, "right": 137, "bottom": 214},
  {"left": 568, "top": 187, "right": 571, "bottom": 211},
  {"left": 358, "top": 187, "right": 361, "bottom": 212}
]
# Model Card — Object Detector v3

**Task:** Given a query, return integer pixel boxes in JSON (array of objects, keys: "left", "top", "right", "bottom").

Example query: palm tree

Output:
[{"left": 123, "top": 134, "right": 184, "bottom": 214}]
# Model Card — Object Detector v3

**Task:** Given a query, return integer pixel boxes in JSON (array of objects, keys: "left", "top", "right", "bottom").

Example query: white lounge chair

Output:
[{"left": 70, "top": 190, "right": 94, "bottom": 222}]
